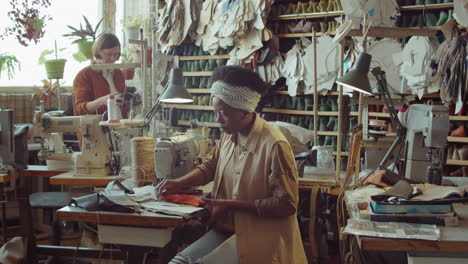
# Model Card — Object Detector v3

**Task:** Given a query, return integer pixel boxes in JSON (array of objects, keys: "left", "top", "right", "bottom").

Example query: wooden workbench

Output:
[
  {"left": 57, "top": 205, "right": 202, "bottom": 263},
  {"left": 57, "top": 205, "right": 186, "bottom": 228},
  {"left": 50, "top": 171, "right": 121, "bottom": 186},
  {"left": 344, "top": 189, "right": 468, "bottom": 258}
]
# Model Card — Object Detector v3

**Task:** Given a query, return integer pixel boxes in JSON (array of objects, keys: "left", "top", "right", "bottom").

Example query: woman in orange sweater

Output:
[{"left": 73, "top": 33, "right": 126, "bottom": 116}]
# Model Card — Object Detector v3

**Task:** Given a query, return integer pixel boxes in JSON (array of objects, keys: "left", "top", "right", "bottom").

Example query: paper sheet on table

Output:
[
  {"left": 344, "top": 218, "right": 440, "bottom": 241},
  {"left": 128, "top": 185, "right": 157, "bottom": 202},
  {"left": 140, "top": 201, "right": 205, "bottom": 215},
  {"left": 411, "top": 184, "right": 468, "bottom": 201},
  {"left": 102, "top": 193, "right": 140, "bottom": 207}
]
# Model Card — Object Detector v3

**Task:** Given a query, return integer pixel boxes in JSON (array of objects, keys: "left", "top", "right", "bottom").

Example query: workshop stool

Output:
[{"left": 29, "top": 191, "right": 72, "bottom": 245}]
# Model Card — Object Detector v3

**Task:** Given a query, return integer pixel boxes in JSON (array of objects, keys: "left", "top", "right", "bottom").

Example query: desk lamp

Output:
[
  {"left": 145, "top": 68, "right": 193, "bottom": 125},
  {"left": 336, "top": 52, "right": 406, "bottom": 172}
]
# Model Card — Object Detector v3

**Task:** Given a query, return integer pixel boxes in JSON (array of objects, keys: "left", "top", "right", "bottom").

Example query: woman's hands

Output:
[
  {"left": 155, "top": 179, "right": 183, "bottom": 199},
  {"left": 85, "top": 93, "right": 117, "bottom": 113},
  {"left": 203, "top": 198, "right": 231, "bottom": 226}
]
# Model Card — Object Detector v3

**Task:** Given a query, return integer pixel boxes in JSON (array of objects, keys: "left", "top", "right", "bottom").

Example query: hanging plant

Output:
[{"left": 1, "top": 0, "right": 53, "bottom": 46}]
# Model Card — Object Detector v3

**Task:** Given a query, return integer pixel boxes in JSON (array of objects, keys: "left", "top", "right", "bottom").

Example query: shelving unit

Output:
[
  {"left": 270, "top": 10, "right": 344, "bottom": 21},
  {"left": 162, "top": 1, "right": 465, "bottom": 178},
  {"left": 182, "top": 71, "right": 212, "bottom": 77},
  {"left": 178, "top": 54, "right": 230, "bottom": 61},
  {"left": 399, "top": 2, "right": 454, "bottom": 11}
]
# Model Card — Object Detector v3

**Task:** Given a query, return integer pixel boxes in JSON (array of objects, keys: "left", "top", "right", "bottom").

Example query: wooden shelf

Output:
[
  {"left": 276, "top": 26, "right": 438, "bottom": 39},
  {"left": 276, "top": 32, "right": 334, "bottom": 38},
  {"left": 348, "top": 26, "right": 438, "bottom": 38},
  {"left": 368, "top": 112, "right": 391, "bottom": 118},
  {"left": 317, "top": 131, "right": 338, "bottom": 136},
  {"left": 450, "top": 116, "right": 468, "bottom": 121},
  {"left": 262, "top": 108, "right": 340, "bottom": 116},
  {"left": 446, "top": 160, "right": 468, "bottom": 166},
  {"left": 178, "top": 120, "right": 220, "bottom": 128},
  {"left": 187, "top": 89, "right": 210, "bottom": 94},
  {"left": 187, "top": 90, "right": 345, "bottom": 96},
  {"left": 400, "top": 3, "right": 454, "bottom": 11},
  {"left": 270, "top": 11, "right": 344, "bottom": 21},
  {"left": 183, "top": 71, "right": 212, "bottom": 77},
  {"left": 447, "top": 137, "right": 468, "bottom": 143},
  {"left": 263, "top": 108, "right": 314, "bottom": 115},
  {"left": 179, "top": 54, "right": 230, "bottom": 61},
  {"left": 162, "top": 104, "right": 213, "bottom": 110},
  {"left": 333, "top": 152, "right": 349, "bottom": 156},
  {"left": 271, "top": 90, "right": 341, "bottom": 96}
]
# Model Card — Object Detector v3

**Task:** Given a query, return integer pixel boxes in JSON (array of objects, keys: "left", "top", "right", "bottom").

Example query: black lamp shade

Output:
[
  {"left": 336, "top": 53, "right": 372, "bottom": 95},
  {"left": 160, "top": 68, "right": 193, "bottom": 103}
]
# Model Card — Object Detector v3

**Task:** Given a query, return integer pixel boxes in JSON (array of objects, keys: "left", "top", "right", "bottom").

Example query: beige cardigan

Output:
[{"left": 198, "top": 115, "right": 307, "bottom": 264}]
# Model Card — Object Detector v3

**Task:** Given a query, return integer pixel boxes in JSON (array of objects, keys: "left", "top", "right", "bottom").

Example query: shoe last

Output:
[{"left": 458, "top": 145, "right": 468, "bottom": 160}]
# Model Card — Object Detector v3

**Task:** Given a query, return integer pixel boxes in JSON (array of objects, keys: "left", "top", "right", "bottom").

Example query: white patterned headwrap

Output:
[{"left": 210, "top": 81, "right": 261, "bottom": 112}]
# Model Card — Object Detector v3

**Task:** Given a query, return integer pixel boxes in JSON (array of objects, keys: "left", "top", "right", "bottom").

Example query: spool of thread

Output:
[
  {"left": 130, "top": 137, "right": 155, "bottom": 186},
  {"left": 107, "top": 94, "right": 121, "bottom": 122}
]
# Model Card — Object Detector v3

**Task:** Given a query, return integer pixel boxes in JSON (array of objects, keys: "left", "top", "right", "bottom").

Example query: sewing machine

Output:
[
  {"left": 33, "top": 109, "right": 112, "bottom": 177},
  {"left": 154, "top": 135, "right": 199, "bottom": 179},
  {"left": 0, "top": 109, "right": 16, "bottom": 182},
  {"left": 404, "top": 104, "right": 449, "bottom": 184},
  {"left": 0, "top": 109, "right": 29, "bottom": 190}
]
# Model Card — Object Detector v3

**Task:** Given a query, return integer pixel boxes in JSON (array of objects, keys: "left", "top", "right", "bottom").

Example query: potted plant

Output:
[
  {"left": 32, "top": 79, "right": 70, "bottom": 109},
  {"left": 120, "top": 52, "right": 135, "bottom": 80},
  {"left": 63, "top": 16, "right": 103, "bottom": 60},
  {"left": 129, "top": 45, "right": 153, "bottom": 67},
  {"left": 121, "top": 16, "right": 145, "bottom": 40},
  {"left": 1, "top": 0, "right": 52, "bottom": 46},
  {"left": 38, "top": 46, "right": 67, "bottom": 80},
  {"left": 0, "top": 53, "right": 21, "bottom": 80}
]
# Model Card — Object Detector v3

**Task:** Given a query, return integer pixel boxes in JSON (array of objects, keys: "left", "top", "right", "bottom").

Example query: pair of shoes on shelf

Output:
[
  {"left": 449, "top": 167, "right": 468, "bottom": 176},
  {"left": 448, "top": 145, "right": 468, "bottom": 160},
  {"left": 450, "top": 124, "right": 466, "bottom": 137},
  {"left": 271, "top": 4, "right": 288, "bottom": 17},
  {"left": 288, "top": 20, "right": 314, "bottom": 33},
  {"left": 349, "top": 117, "right": 358, "bottom": 132}
]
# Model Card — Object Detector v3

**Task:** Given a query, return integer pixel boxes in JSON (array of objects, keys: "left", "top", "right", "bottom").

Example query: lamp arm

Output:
[
  {"left": 371, "top": 67, "right": 403, "bottom": 132},
  {"left": 371, "top": 67, "right": 407, "bottom": 170},
  {"left": 144, "top": 99, "right": 161, "bottom": 126},
  {"left": 144, "top": 84, "right": 168, "bottom": 126}
]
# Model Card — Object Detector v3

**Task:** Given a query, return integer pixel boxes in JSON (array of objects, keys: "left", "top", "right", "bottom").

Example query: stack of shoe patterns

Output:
[
  {"left": 431, "top": 30, "right": 467, "bottom": 114},
  {"left": 342, "top": 0, "right": 399, "bottom": 28},
  {"left": 453, "top": 0, "right": 468, "bottom": 27},
  {"left": 282, "top": 36, "right": 340, "bottom": 96},
  {"left": 400, "top": 36, "right": 439, "bottom": 98},
  {"left": 365, "top": 39, "right": 403, "bottom": 94},
  {"left": 157, "top": 0, "right": 203, "bottom": 53},
  {"left": 282, "top": 38, "right": 309, "bottom": 96},
  {"left": 196, "top": 0, "right": 274, "bottom": 60},
  {"left": 302, "top": 35, "right": 340, "bottom": 94}
]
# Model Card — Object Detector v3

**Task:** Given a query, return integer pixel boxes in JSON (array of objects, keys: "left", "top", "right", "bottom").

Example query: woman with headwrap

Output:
[{"left": 158, "top": 66, "right": 307, "bottom": 264}]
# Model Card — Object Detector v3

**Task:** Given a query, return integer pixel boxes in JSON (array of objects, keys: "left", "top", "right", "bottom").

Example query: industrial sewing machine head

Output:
[
  {"left": 0, "top": 109, "right": 29, "bottom": 194},
  {"left": 154, "top": 134, "right": 199, "bottom": 179},
  {"left": 404, "top": 104, "right": 449, "bottom": 184},
  {"left": 33, "top": 109, "right": 113, "bottom": 177},
  {"left": 0, "top": 109, "right": 15, "bottom": 178}
]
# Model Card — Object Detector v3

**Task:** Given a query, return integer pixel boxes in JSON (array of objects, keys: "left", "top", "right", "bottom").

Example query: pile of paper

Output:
[
  {"left": 366, "top": 39, "right": 403, "bottom": 94},
  {"left": 400, "top": 36, "right": 439, "bottom": 98},
  {"left": 157, "top": 0, "right": 203, "bottom": 53},
  {"left": 342, "top": 0, "right": 399, "bottom": 28},
  {"left": 196, "top": 0, "right": 274, "bottom": 60},
  {"left": 282, "top": 36, "right": 340, "bottom": 96}
]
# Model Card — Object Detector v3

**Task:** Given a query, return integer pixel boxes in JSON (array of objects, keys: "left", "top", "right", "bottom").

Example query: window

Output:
[{"left": 0, "top": 0, "right": 99, "bottom": 87}]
